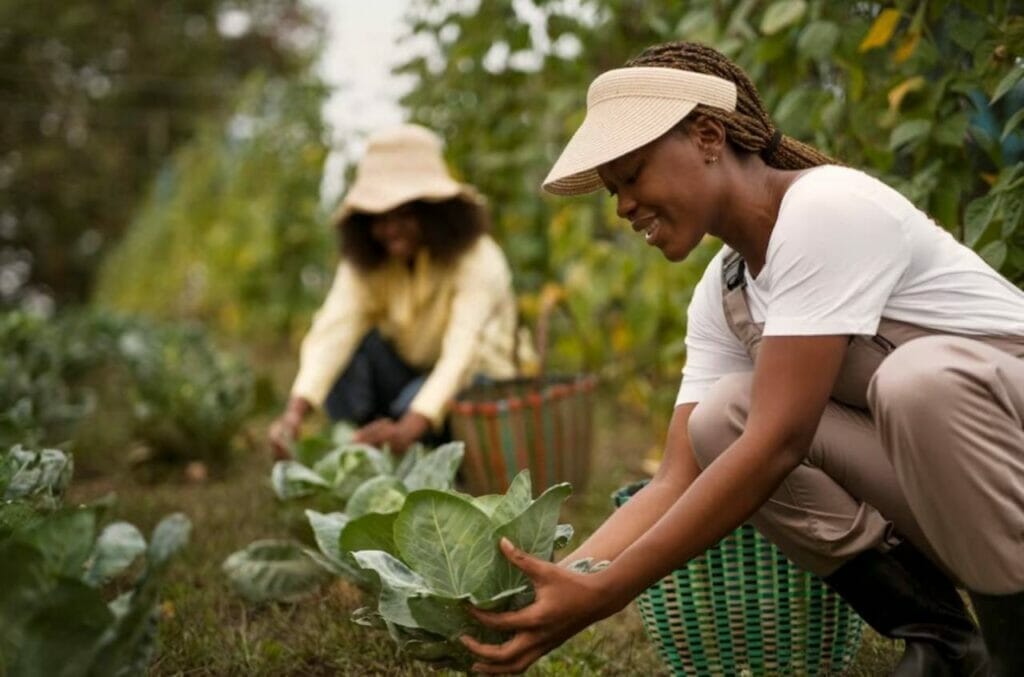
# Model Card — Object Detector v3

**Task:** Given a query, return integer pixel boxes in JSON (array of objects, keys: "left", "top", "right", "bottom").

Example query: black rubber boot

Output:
[
  {"left": 968, "top": 590, "right": 1024, "bottom": 677},
  {"left": 824, "top": 541, "right": 989, "bottom": 676}
]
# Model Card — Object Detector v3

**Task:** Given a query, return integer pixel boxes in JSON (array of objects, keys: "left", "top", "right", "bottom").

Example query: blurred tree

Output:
[
  {"left": 0, "top": 0, "right": 324, "bottom": 310},
  {"left": 397, "top": 0, "right": 1023, "bottom": 424},
  {"left": 93, "top": 74, "right": 332, "bottom": 342}
]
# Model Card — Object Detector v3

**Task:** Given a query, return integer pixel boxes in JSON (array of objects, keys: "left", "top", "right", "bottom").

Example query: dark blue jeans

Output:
[{"left": 323, "top": 330, "right": 450, "bottom": 445}]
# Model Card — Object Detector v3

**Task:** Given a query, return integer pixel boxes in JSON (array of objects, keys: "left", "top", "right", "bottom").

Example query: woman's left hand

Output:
[
  {"left": 461, "top": 538, "right": 622, "bottom": 674},
  {"left": 354, "top": 412, "right": 430, "bottom": 453}
]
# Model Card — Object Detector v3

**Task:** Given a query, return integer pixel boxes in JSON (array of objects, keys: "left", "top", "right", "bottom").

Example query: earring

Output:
[{"left": 705, "top": 155, "right": 718, "bottom": 165}]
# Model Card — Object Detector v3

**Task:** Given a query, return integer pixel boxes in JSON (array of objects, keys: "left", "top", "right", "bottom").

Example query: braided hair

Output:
[{"left": 626, "top": 42, "right": 835, "bottom": 170}]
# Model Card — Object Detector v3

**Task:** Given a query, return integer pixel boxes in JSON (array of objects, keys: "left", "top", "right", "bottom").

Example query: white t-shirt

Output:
[{"left": 677, "top": 165, "right": 1024, "bottom": 405}]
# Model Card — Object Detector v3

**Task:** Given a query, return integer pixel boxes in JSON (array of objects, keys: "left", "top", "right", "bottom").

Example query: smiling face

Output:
[
  {"left": 596, "top": 118, "right": 723, "bottom": 262},
  {"left": 370, "top": 203, "right": 423, "bottom": 263}
]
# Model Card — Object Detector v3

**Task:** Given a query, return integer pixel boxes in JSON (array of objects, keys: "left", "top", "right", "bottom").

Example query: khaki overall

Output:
[{"left": 687, "top": 249, "right": 1024, "bottom": 594}]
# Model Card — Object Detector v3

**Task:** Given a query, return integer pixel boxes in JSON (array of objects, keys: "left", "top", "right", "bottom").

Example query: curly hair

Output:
[
  {"left": 626, "top": 42, "right": 836, "bottom": 169},
  {"left": 338, "top": 196, "right": 490, "bottom": 272}
]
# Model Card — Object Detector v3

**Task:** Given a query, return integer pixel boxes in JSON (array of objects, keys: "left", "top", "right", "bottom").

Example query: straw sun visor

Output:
[{"left": 542, "top": 68, "right": 738, "bottom": 196}]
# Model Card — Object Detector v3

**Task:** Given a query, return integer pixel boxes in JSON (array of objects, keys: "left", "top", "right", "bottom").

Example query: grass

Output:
[{"left": 66, "top": 392, "right": 901, "bottom": 676}]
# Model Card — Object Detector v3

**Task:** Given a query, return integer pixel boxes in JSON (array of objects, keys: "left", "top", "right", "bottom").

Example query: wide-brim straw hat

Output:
[
  {"left": 542, "top": 67, "right": 737, "bottom": 196},
  {"left": 332, "top": 124, "right": 481, "bottom": 227}
]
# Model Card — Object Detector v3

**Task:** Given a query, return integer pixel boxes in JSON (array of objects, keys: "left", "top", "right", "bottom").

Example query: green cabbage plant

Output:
[
  {"left": 343, "top": 470, "right": 574, "bottom": 671},
  {"left": 223, "top": 440, "right": 465, "bottom": 602},
  {"left": 0, "top": 445, "right": 191, "bottom": 676}
]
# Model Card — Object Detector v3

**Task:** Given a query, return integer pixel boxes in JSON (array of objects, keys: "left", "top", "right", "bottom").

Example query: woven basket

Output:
[
  {"left": 614, "top": 481, "right": 865, "bottom": 676},
  {"left": 450, "top": 374, "right": 597, "bottom": 495}
]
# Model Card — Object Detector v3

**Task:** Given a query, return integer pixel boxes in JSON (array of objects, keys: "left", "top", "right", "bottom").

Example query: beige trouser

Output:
[
  {"left": 691, "top": 250, "right": 1024, "bottom": 594},
  {"left": 688, "top": 335, "right": 1024, "bottom": 594}
]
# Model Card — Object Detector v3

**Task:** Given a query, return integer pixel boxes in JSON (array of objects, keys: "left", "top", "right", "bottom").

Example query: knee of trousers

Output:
[
  {"left": 688, "top": 372, "right": 754, "bottom": 470},
  {"left": 868, "top": 336, "right": 981, "bottom": 426}
]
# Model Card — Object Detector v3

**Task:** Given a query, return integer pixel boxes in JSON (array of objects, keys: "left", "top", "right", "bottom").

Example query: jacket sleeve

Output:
[
  {"left": 290, "top": 261, "right": 375, "bottom": 408},
  {"left": 408, "top": 242, "right": 511, "bottom": 428}
]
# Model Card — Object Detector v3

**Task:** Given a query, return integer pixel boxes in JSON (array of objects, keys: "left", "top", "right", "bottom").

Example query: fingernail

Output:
[{"left": 500, "top": 537, "right": 513, "bottom": 549}]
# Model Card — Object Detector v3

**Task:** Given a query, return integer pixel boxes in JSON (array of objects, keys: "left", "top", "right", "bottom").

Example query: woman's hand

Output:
[
  {"left": 461, "top": 538, "right": 624, "bottom": 674},
  {"left": 268, "top": 397, "right": 312, "bottom": 460},
  {"left": 268, "top": 415, "right": 299, "bottom": 460},
  {"left": 354, "top": 412, "right": 431, "bottom": 453}
]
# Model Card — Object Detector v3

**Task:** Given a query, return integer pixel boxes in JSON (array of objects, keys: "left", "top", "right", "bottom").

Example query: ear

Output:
[{"left": 689, "top": 115, "right": 726, "bottom": 157}]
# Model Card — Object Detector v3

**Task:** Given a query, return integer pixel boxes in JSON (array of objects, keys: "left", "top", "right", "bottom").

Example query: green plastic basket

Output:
[{"left": 614, "top": 481, "right": 865, "bottom": 676}]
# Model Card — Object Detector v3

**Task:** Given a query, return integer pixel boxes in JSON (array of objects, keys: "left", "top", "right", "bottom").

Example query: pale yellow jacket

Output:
[{"left": 291, "top": 235, "right": 524, "bottom": 427}]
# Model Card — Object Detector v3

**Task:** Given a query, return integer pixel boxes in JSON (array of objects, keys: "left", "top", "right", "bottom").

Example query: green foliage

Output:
[
  {"left": 0, "top": 310, "right": 253, "bottom": 465},
  {"left": 349, "top": 470, "right": 573, "bottom": 671},
  {"left": 398, "top": 0, "right": 1024, "bottom": 421},
  {"left": 93, "top": 74, "right": 333, "bottom": 341},
  {"left": 110, "top": 320, "right": 254, "bottom": 465},
  {"left": 0, "top": 444, "right": 191, "bottom": 676},
  {"left": 0, "top": 0, "right": 324, "bottom": 308},
  {"left": 1, "top": 445, "right": 74, "bottom": 512},
  {"left": 223, "top": 438, "right": 467, "bottom": 602},
  {"left": 0, "top": 312, "right": 95, "bottom": 448},
  {"left": 221, "top": 539, "right": 332, "bottom": 604}
]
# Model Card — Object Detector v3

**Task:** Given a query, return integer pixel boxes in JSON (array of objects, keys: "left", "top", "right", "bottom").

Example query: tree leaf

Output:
[
  {"left": 797, "top": 21, "right": 840, "bottom": 60},
  {"left": 1002, "top": 107, "right": 1024, "bottom": 142},
  {"left": 394, "top": 491, "right": 496, "bottom": 597},
  {"left": 83, "top": 522, "right": 147, "bottom": 587},
  {"left": 887, "top": 76, "right": 925, "bottom": 113},
  {"left": 893, "top": 30, "right": 921, "bottom": 63},
  {"left": 400, "top": 442, "right": 464, "bottom": 492},
  {"left": 889, "top": 119, "right": 932, "bottom": 150},
  {"left": 992, "top": 64, "right": 1024, "bottom": 104},
  {"left": 965, "top": 194, "right": 1001, "bottom": 247},
  {"left": 978, "top": 240, "right": 1007, "bottom": 270},
  {"left": 222, "top": 539, "right": 328, "bottom": 603},
  {"left": 760, "top": 0, "right": 807, "bottom": 35},
  {"left": 934, "top": 113, "right": 970, "bottom": 147},
  {"left": 345, "top": 476, "right": 406, "bottom": 519},
  {"left": 859, "top": 8, "right": 901, "bottom": 52}
]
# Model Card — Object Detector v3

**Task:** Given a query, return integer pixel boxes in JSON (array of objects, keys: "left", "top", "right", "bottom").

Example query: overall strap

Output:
[{"left": 720, "top": 247, "right": 762, "bottom": 359}]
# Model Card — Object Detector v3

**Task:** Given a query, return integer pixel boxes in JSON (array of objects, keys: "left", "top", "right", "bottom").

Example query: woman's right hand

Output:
[
  {"left": 268, "top": 397, "right": 312, "bottom": 460},
  {"left": 268, "top": 416, "right": 299, "bottom": 460}
]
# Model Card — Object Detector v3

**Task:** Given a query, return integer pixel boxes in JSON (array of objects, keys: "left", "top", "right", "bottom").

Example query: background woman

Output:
[
  {"left": 269, "top": 124, "right": 526, "bottom": 456},
  {"left": 462, "top": 42, "right": 1024, "bottom": 676}
]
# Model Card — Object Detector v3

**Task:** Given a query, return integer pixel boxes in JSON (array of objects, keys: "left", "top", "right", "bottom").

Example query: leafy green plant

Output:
[
  {"left": 223, "top": 439, "right": 466, "bottom": 602},
  {"left": 1, "top": 444, "right": 74, "bottom": 513},
  {"left": 0, "top": 508, "right": 191, "bottom": 676},
  {"left": 0, "top": 312, "right": 94, "bottom": 448},
  {"left": 0, "top": 309, "right": 254, "bottom": 467},
  {"left": 0, "top": 444, "right": 192, "bottom": 676},
  {"left": 344, "top": 470, "right": 574, "bottom": 671},
  {"left": 113, "top": 321, "right": 253, "bottom": 466}
]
